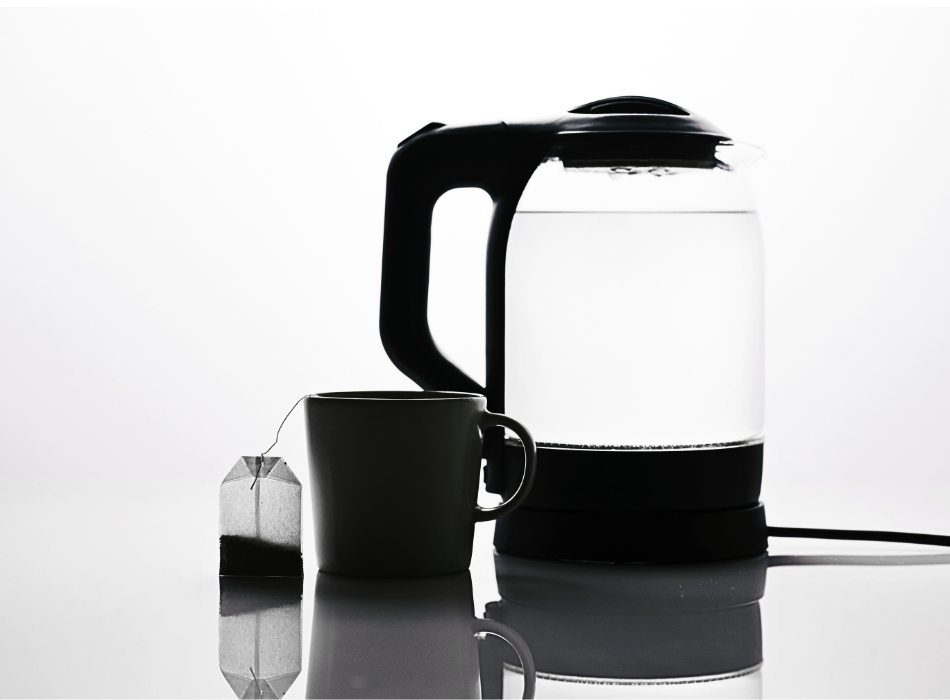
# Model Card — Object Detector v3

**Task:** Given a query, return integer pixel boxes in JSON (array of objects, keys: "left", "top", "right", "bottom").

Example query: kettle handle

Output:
[{"left": 379, "top": 122, "right": 551, "bottom": 397}]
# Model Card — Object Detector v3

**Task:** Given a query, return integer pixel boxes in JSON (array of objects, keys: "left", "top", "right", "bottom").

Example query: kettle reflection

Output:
[
  {"left": 479, "top": 553, "right": 767, "bottom": 699},
  {"left": 307, "top": 571, "right": 536, "bottom": 699}
]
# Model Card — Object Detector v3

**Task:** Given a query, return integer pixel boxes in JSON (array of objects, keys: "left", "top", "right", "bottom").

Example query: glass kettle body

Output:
[
  {"left": 380, "top": 97, "right": 769, "bottom": 563},
  {"left": 506, "top": 148, "right": 763, "bottom": 449}
]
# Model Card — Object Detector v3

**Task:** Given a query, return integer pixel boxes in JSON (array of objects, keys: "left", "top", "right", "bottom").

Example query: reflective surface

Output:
[
  {"left": 479, "top": 553, "right": 766, "bottom": 698},
  {"left": 307, "top": 571, "right": 534, "bottom": 699},
  {"left": 4, "top": 483, "right": 950, "bottom": 698},
  {"left": 219, "top": 577, "right": 302, "bottom": 699}
]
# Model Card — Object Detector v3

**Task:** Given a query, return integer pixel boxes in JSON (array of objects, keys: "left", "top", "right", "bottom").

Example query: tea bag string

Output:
[
  {"left": 249, "top": 667, "right": 262, "bottom": 699},
  {"left": 251, "top": 393, "right": 316, "bottom": 490}
]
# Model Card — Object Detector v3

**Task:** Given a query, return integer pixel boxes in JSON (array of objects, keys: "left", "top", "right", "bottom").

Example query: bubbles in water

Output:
[{"left": 608, "top": 166, "right": 677, "bottom": 179}]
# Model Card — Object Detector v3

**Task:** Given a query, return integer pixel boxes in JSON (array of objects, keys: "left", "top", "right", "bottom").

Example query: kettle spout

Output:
[{"left": 716, "top": 141, "right": 765, "bottom": 172}]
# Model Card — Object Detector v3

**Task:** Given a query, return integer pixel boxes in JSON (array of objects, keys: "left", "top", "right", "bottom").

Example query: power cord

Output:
[{"left": 768, "top": 526, "right": 950, "bottom": 548}]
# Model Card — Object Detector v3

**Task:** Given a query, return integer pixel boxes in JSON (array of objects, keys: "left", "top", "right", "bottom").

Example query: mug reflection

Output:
[
  {"left": 480, "top": 553, "right": 768, "bottom": 699},
  {"left": 307, "top": 571, "right": 535, "bottom": 699}
]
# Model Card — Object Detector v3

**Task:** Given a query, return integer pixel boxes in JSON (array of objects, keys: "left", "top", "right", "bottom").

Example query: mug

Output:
[
  {"left": 306, "top": 571, "right": 536, "bottom": 699},
  {"left": 305, "top": 391, "right": 536, "bottom": 577}
]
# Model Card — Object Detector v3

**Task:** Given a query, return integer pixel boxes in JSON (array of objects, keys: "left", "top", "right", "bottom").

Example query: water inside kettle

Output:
[{"left": 505, "top": 210, "right": 764, "bottom": 449}]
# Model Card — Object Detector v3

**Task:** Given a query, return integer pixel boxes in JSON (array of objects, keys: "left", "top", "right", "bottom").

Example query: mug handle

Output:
[
  {"left": 473, "top": 618, "right": 536, "bottom": 700},
  {"left": 474, "top": 412, "right": 537, "bottom": 523}
]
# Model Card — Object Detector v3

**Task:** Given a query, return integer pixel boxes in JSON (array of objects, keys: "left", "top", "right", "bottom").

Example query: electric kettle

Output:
[{"left": 380, "top": 97, "right": 766, "bottom": 563}]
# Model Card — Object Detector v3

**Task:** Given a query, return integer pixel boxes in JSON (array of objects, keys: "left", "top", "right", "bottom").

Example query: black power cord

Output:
[{"left": 768, "top": 526, "right": 950, "bottom": 548}]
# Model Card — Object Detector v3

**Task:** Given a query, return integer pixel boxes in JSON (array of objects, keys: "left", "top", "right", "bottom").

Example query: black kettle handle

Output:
[{"left": 379, "top": 122, "right": 551, "bottom": 395}]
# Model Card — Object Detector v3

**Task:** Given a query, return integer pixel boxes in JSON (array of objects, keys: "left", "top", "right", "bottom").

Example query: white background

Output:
[
  {"left": 2, "top": 6, "right": 950, "bottom": 697},
  {"left": 4, "top": 4, "right": 950, "bottom": 529}
]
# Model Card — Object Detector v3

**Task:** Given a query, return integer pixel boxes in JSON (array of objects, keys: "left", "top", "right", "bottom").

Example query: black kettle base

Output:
[
  {"left": 489, "top": 440, "right": 768, "bottom": 564},
  {"left": 493, "top": 503, "right": 768, "bottom": 564}
]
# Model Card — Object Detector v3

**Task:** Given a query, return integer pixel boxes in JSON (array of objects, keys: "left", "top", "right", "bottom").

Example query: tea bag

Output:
[
  {"left": 219, "top": 577, "right": 302, "bottom": 699},
  {"left": 220, "top": 456, "right": 302, "bottom": 577}
]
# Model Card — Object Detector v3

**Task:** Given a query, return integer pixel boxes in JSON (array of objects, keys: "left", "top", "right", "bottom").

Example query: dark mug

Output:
[
  {"left": 305, "top": 391, "right": 536, "bottom": 577},
  {"left": 306, "top": 571, "right": 536, "bottom": 699}
]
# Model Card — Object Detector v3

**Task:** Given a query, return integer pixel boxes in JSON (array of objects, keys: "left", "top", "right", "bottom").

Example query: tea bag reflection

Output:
[
  {"left": 219, "top": 577, "right": 303, "bottom": 699},
  {"left": 220, "top": 457, "right": 303, "bottom": 576}
]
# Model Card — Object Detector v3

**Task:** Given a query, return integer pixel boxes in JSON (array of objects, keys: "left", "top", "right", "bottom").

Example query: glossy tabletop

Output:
[{"left": 3, "top": 481, "right": 950, "bottom": 699}]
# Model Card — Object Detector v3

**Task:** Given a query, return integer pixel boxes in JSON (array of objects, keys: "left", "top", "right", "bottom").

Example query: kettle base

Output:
[
  {"left": 490, "top": 440, "right": 768, "bottom": 563},
  {"left": 493, "top": 502, "right": 768, "bottom": 564}
]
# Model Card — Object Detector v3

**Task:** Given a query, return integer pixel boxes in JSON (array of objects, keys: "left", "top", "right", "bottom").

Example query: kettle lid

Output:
[
  {"left": 395, "top": 96, "right": 730, "bottom": 165},
  {"left": 554, "top": 95, "right": 727, "bottom": 138},
  {"left": 536, "top": 96, "right": 729, "bottom": 169},
  {"left": 570, "top": 96, "right": 691, "bottom": 115}
]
